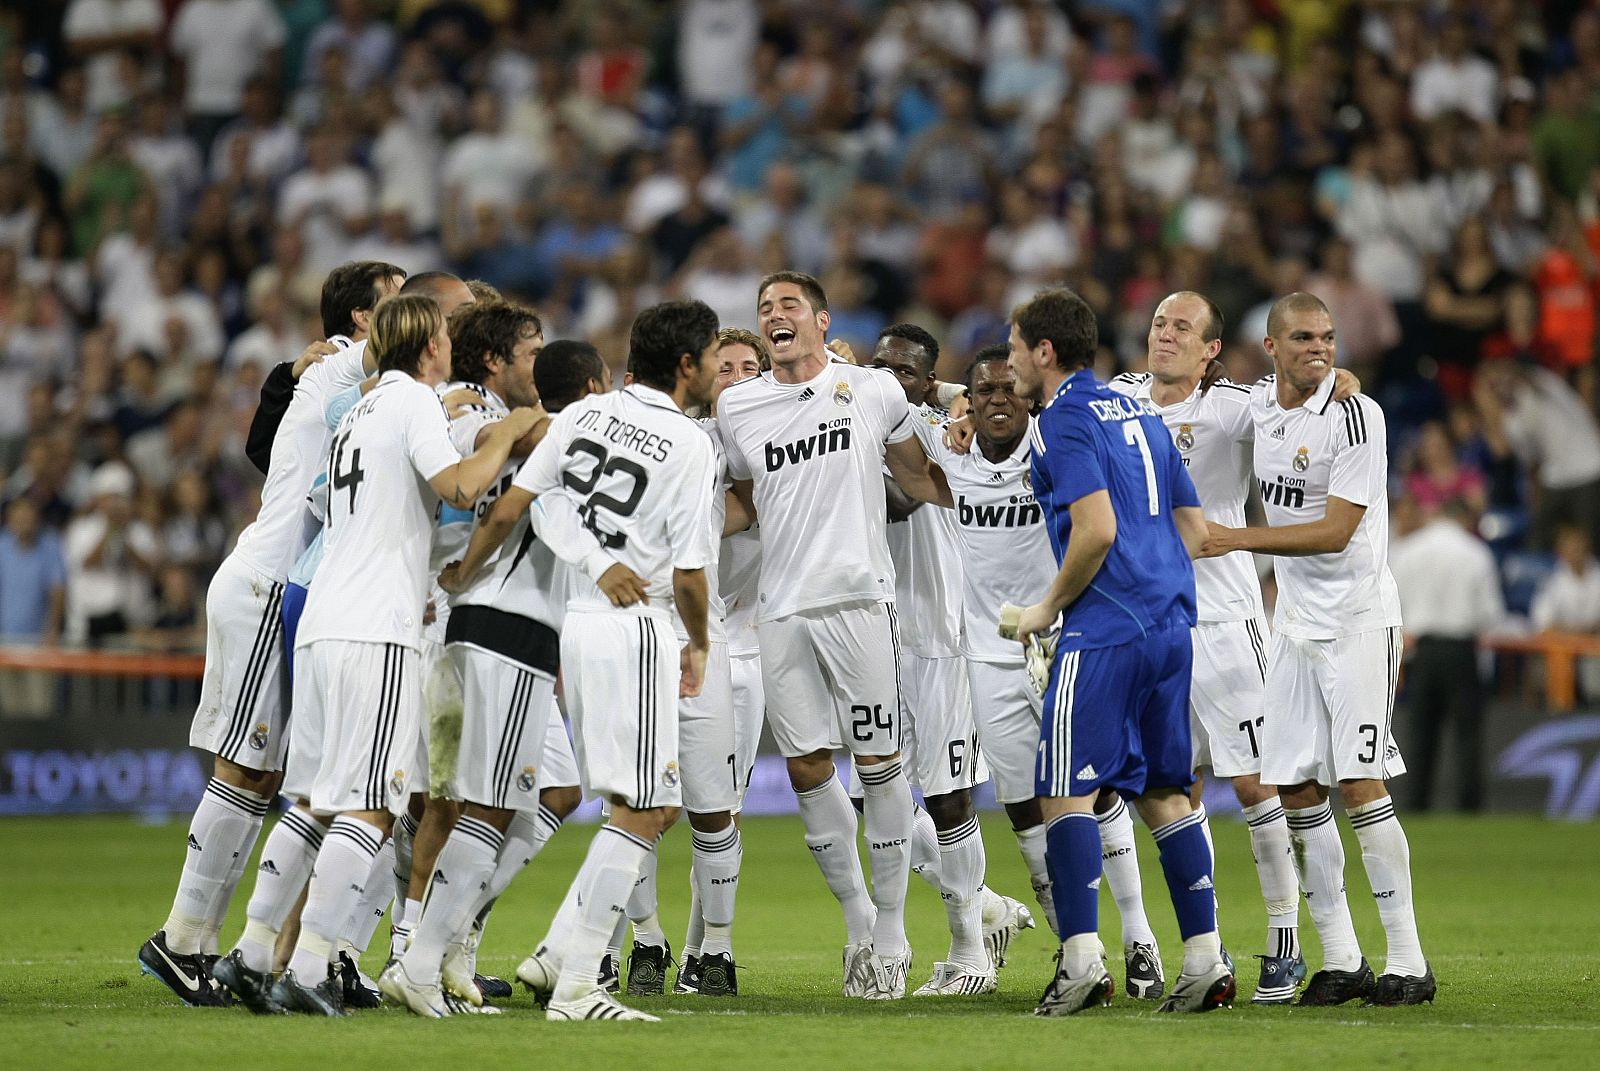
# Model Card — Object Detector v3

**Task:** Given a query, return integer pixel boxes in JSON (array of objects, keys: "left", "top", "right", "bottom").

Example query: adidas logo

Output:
[
  {"left": 1188, "top": 875, "right": 1215, "bottom": 892},
  {"left": 798, "top": 387, "right": 815, "bottom": 401},
  {"left": 259, "top": 859, "right": 280, "bottom": 875},
  {"left": 1271, "top": 426, "right": 1286, "bottom": 440},
  {"left": 1075, "top": 764, "right": 1098, "bottom": 781},
  {"left": 432, "top": 869, "right": 449, "bottom": 886},
  {"left": 988, "top": 471, "right": 1005, "bottom": 483},
  {"left": 187, "top": 834, "right": 202, "bottom": 851}
]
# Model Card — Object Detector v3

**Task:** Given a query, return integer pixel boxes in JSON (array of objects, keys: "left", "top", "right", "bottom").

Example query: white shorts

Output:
[
  {"left": 561, "top": 609, "right": 681, "bottom": 810},
  {"left": 901, "top": 653, "right": 986, "bottom": 796},
  {"left": 680, "top": 640, "right": 737, "bottom": 814},
  {"left": 1261, "top": 627, "right": 1407, "bottom": 787},
  {"left": 189, "top": 555, "right": 288, "bottom": 771},
  {"left": 539, "top": 715, "right": 580, "bottom": 790},
  {"left": 966, "top": 659, "right": 1042, "bottom": 805},
  {"left": 730, "top": 650, "right": 764, "bottom": 810},
  {"left": 443, "top": 644, "right": 557, "bottom": 811},
  {"left": 757, "top": 601, "right": 902, "bottom": 758},
  {"left": 289, "top": 639, "right": 422, "bottom": 817},
  {"left": 1189, "top": 617, "right": 1269, "bottom": 779}
]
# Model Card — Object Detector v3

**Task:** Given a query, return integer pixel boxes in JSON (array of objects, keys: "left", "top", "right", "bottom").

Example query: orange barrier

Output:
[
  {"left": 1486, "top": 632, "right": 1600, "bottom": 712},
  {"left": 0, "top": 646, "right": 205, "bottom": 679}
]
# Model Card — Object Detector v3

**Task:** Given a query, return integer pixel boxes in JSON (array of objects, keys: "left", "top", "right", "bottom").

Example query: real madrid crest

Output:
[
  {"left": 1021, "top": 471, "right": 1032, "bottom": 492},
  {"left": 1293, "top": 446, "right": 1310, "bottom": 472},
  {"left": 662, "top": 761, "right": 680, "bottom": 788},
  {"left": 389, "top": 769, "right": 407, "bottom": 797},
  {"left": 1176, "top": 424, "right": 1195, "bottom": 452},
  {"left": 833, "top": 381, "right": 853, "bottom": 407},
  {"left": 248, "top": 722, "right": 269, "bottom": 750},
  {"left": 517, "top": 766, "right": 537, "bottom": 792}
]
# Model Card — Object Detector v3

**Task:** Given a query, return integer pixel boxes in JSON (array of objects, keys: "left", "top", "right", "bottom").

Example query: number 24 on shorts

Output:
[{"left": 850, "top": 703, "right": 892, "bottom": 742}]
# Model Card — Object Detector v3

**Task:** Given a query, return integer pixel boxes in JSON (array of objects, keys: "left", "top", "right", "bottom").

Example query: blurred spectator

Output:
[
  {"left": 626, "top": 126, "right": 730, "bottom": 235},
  {"left": 278, "top": 127, "right": 372, "bottom": 271},
  {"left": 901, "top": 80, "right": 995, "bottom": 216},
  {"left": 981, "top": 2, "right": 1071, "bottom": 137},
  {"left": 126, "top": 399, "right": 210, "bottom": 494},
  {"left": 227, "top": 268, "right": 308, "bottom": 374},
  {"left": 62, "top": 0, "right": 163, "bottom": 115},
  {"left": 720, "top": 42, "right": 810, "bottom": 195},
  {"left": 1476, "top": 360, "right": 1600, "bottom": 550},
  {"left": 441, "top": 89, "right": 538, "bottom": 239},
  {"left": 169, "top": 0, "right": 288, "bottom": 151},
  {"left": 735, "top": 162, "right": 828, "bottom": 276},
  {"left": 32, "top": 66, "right": 98, "bottom": 183},
  {"left": 1423, "top": 217, "right": 1519, "bottom": 395},
  {"left": 129, "top": 95, "right": 204, "bottom": 242},
  {"left": 676, "top": 0, "right": 759, "bottom": 119},
  {"left": 0, "top": 496, "right": 66, "bottom": 718},
  {"left": 133, "top": 562, "right": 204, "bottom": 652},
  {"left": 1303, "top": 235, "right": 1400, "bottom": 380},
  {"left": 1532, "top": 205, "right": 1597, "bottom": 379},
  {"left": 987, "top": 180, "right": 1076, "bottom": 305},
  {"left": 0, "top": 161, "right": 41, "bottom": 255},
  {"left": 1404, "top": 420, "right": 1488, "bottom": 518},
  {"left": 1532, "top": 67, "right": 1600, "bottom": 204},
  {"left": 303, "top": 0, "right": 397, "bottom": 93},
  {"left": 22, "top": 215, "right": 92, "bottom": 325},
  {"left": 1530, "top": 523, "right": 1600, "bottom": 702},
  {"left": 1390, "top": 496, "right": 1504, "bottom": 812},
  {"left": 63, "top": 460, "right": 159, "bottom": 646},
  {"left": 114, "top": 248, "right": 225, "bottom": 365},
  {"left": 162, "top": 468, "right": 227, "bottom": 580},
  {"left": 1410, "top": 15, "right": 1499, "bottom": 124},
  {"left": 209, "top": 77, "right": 301, "bottom": 191},
  {"left": 64, "top": 110, "right": 148, "bottom": 255},
  {"left": 1337, "top": 130, "right": 1450, "bottom": 305},
  {"left": 347, "top": 199, "right": 442, "bottom": 277}
]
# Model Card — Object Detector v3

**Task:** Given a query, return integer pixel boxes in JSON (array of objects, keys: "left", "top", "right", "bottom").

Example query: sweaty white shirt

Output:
[
  {"left": 928, "top": 422, "right": 1053, "bottom": 665},
  {"left": 1251, "top": 373, "right": 1402, "bottom": 640},
  {"left": 514, "top": 383, "right": 715, "bottom": 619},
  {"left": 717, "top": 360, "right": 913, "bottom": 621},
  {"left": 886, "top": 404, "right": 964, "bottom": 657},
  {"left": 1110, "top": 373, "right": 1265, "bottom": 623},
  {"left": 296, "top": 371, "right": 460, "bottom": 649},
  {"left": 233, "top": 339, "right": 369, "bottom": 584}
]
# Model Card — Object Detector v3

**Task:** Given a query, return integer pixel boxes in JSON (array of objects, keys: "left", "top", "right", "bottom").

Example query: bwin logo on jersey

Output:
[
  {"left": 1259, "top": 476, "right": 1306, "bottom": 509},
  {"left": 958, "top": 494, "right": 1041, "bottom": 528},
  {"left": 764, "top": 421, "right": 852, "bottom": 471}
]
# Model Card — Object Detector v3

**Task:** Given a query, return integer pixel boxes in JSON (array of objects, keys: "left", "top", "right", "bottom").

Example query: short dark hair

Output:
[
  {"left": 535, "top": 340, "right": 607, "bottom": 412},
  {"left": 320, "top": 260, "right": 404, "bottom": 338},
  {"left": 875, "top": 323, "right": 940, "bottom": 375},
  {"left": 966, "top": 343, "right": 1011, "bottom": 389},
  {"left": 757, "top": 270, "right": 829, "bottom": 313},
  {"left": 400, "top": 270, "right": 465, "bottom": 301},
  {"left": 1266, "top": 291, "right": 1332, "bottom": 340},
  {"left": 1012, "top": 287, "right": 1097, "bottom": 372},
  {"left": 465, "top": 279, "right": 503, "bottom": 303},
  {"left": 628, "top": 301, "right": 720, "bottom": 392},
  {"left": 1169, "top": 290, "right": 1225, "bottom": 344},
  {"left": 447, "top": 302, "right": 543, "bottom": 386}
]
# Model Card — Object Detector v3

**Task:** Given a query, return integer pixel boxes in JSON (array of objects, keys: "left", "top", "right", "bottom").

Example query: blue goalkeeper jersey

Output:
[{"left": 1028, "top": 367, "right": 1200, "bottom": 651}]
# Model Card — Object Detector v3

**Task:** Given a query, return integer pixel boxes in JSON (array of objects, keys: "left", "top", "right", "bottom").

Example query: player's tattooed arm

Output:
[
  {"left": 439, "top": 485, "right": 533, "bottom": 592},
  {"left": 1016, "top": 489, "right": 1116, "bottom": 645},
  {"left": 723, "top": 479, "right": 756, "bottom": 536},
  {"left": 1198, "top": 496, "right": 1366, "bottom": 558},
  {"left": 472, "top": 404, "right": 551, "bottom": 458},
  {"left": 432, "top": 407, "right": 543, "bottom": 508},
  {"left": 885, "top": 435, "right": 955, "bottom": 507}
]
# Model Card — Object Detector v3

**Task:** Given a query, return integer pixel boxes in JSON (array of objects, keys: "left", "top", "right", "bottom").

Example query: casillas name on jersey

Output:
[{"left": 1250, "top": 373, "right": 1402, "bottom": 639}]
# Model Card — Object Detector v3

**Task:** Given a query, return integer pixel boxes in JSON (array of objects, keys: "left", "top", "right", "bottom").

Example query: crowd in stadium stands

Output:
[{"left": 0, "top": 0, "right": 1598, "bottom": 668}]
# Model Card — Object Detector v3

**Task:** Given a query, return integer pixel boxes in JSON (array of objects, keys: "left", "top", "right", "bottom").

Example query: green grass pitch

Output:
[{"left": 4, "top": 812, "right": 1597, "bottom": 1069}]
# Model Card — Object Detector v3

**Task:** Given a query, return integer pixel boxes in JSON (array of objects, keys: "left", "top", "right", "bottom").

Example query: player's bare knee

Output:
[
  {"left": 852, "top": 750, "right": 899, "bottom": 768},
  {"left": 922, "top": 790, "right": 972, "bottom": 829},
  {"left": 1005, "top": 798, "right": 1043, "bottom": 831},
  {"left": 406, "top": 792, "right": 427, "bottom": 819},
  {"left": 539, "top": 785, "right": 582, "bottom": 820},
  {"left": 786, "top": 750, "right": 835, "bottom": 791},
  {"left": 463, "top": 802, "right": 516, "bottom": 833},
  {"left": 687, "top": 809, "right": 733, "bottom": 834},
  {"left": 1133, "top": 787, "right": 1192, "bottom": 829},
  {"left": 213, "top": 756, "right": 276, "bottom": 795},
  {"left": 1337, "top": 778, "right": 1388, "bottom": 809},
  {"left": 347, "top": 809, "right": 394, "bottom": 837},
  {"left": 1278, "top": 781, "right": 1328, "bottom": 809},
  {"left": 1039, "top": 794, "right": 1095, "bottom": 820},
  {"left": 1231, "top": 772, "right": 1278, "bottom": 808},
  {"left": 1092, "top": 786, "right": 1122, "bottom": 816}
]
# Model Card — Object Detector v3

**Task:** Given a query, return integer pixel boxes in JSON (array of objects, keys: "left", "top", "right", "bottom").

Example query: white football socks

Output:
[
  {"left": 1349, "top": 797, "right": 1427, "bottom": 978},
  {"left": 796, "top": 775, "right": 874, "bottom": 944},
  {"left": 235, "top": 806, "right": 324, "bottom": 973},
  {"left": 343, "top": 837, "right": 395, "bottom": 957},
  {"left": 1243, "top": 798, "right": 1301, "bottom": 959},
  {"left": 936, "top": 814, "right": 987, "bottom": 970},
  {"left": 553, "top": 826, "right": 651, "bottom": 1004},
  {"left": 1097, "top": 795, "right": 1156, "bottom": 949},
  {"left": 288, "top": 816, "right": 382, "bottom": 980},
  {"left": 858, "top": 758, "right": 914, "bottom": 959},
  {"left": 403, "top": 815, "right": 503, "bottom": 985},
  {"left": 691, "top": 824, "right": 741, "bottom": 957},
  {"left": 1285, "top": 802, "right": 1363, "bottom": 972},
  {"left": 627, "top": 842, "right": 667, "bottom": 949},
  {"left": 164, "top": 778, "right": 270, "bottom": 954},
  {"left": 910, "top": 805, "right": 942, "bottom": 890},
  {"left": 1014, "top": 822, "right": 1057, "bottom": 936}
]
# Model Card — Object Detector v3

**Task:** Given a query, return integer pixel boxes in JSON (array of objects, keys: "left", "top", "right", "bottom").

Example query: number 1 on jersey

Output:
[{"left": 1123, "top": 420, "right": 1159, "bottom": 515}]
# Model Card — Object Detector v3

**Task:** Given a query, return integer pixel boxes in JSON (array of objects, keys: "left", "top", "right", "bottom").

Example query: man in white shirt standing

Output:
[
  {"left": 465, "top": 300, "right": 720, "bottom": 1023},
  {"left": 266, "top": 294, "right": 537, "bottom": 1016},
  {"left": 1202, "top": 292, "right": 1434, "bottom": 1007},
  {"left": 718, "top": 272, "right": 953, "bottom": 999},
  {"left": 1390, "top": 497, "right": 1504, "bottom": 812}
]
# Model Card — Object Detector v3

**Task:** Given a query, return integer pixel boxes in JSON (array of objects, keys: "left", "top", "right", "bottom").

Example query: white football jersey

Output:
[
  {"left": 928, "top": 423, "right": 1054, "bottom": 665},
  {"left": 719, "top": 526, "right": 761, "bottom": 656},
  {"left": 1250, "top": 373, "right": 1402, "bottom": 640},
  {"left": 1110, "top": 373, "right": 1265, "bottom": 623},
  {"left": 513, "top": 383, "right": 715, "bottom": 619},
  {"left": 669, "top": 418, "right": 729, "bottom": 644},
  {"left": 233, "top": 339, "right": 369, "bottom": 582},
  {"left": 886, "top": 405, "right": 963, "bottom": 657},
  {"left": 718, "top": 360, "right": 913, "bottom": 621},
  {"left": 297, "top": 370, "right": 461, "bottom": 649}
]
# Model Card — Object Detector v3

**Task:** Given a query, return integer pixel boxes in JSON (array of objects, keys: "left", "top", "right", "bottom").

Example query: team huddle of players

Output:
[{"left": 135, "top": 259, "right": 1436, "bottom": 1022}]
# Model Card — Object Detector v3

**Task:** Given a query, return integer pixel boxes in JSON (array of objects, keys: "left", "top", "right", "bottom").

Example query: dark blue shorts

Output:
[
  {"left": 280, "top": 581, "right": 309, "bottom": 680},
  {"left": 1036, "top": 622, "right": 1194, "bottom": 799}
]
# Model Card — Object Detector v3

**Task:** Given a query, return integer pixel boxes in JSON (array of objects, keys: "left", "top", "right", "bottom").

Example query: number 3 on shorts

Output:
[{"left": 850, "top": 703, "right": 892, "bottom": 742}]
